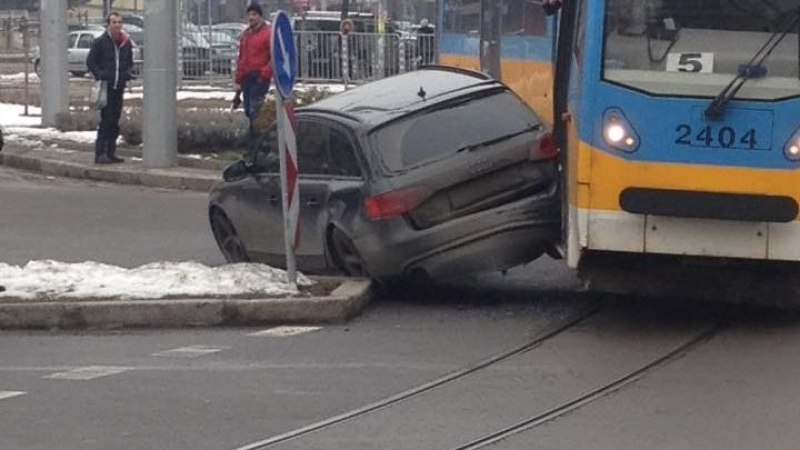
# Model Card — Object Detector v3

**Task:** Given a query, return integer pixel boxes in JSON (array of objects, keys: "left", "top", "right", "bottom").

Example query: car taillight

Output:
[
  {"left": 364, "top": 187, "right": 432, "bottom": 220},
  {"left": 534, "top": 133, "right": 558, "bottom": 160}
]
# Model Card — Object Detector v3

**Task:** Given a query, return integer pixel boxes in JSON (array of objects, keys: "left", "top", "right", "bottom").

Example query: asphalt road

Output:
[
  {"left": 0, "top": 166, "right": 223, "bottom": 267},
  {"left": 4, "top": 167, "right": 800, "bottom": 450}
]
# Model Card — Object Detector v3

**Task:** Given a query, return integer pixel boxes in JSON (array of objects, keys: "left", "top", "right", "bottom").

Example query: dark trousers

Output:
[
  {"left": 95, "top": 83, "right": 125, "bottom": 159},
  {"left": 242, "top": 77, "right": 270, "bottom": 159}
]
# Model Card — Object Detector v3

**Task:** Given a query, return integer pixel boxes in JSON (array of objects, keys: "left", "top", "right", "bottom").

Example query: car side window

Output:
[
  {"left": 328, "top": 127, "right": 361, "bottom": 177},
  {"left": 297, "top": 121, "right": 331, "bottom": 175},
  {"left": 77, "top": 34, "right": 94, "bottom": 49},
  {"left": 252, "top": 125, "right": 280, "bottom": 173},
  {"left": 67, "top": 34, "right": 78, "bottom": 49}
]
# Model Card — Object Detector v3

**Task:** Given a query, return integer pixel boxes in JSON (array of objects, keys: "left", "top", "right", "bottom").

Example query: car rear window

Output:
[{"left": 371, "top": 90, "right": 542, "bottom": 172}]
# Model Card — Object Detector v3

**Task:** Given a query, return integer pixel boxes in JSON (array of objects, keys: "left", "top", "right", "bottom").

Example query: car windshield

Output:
[
  {"left": 371, "top": 90, "right": 542, "bottom": 172},
  {"left": 603, "top": 0, "right": 800, "bottom": 100}
]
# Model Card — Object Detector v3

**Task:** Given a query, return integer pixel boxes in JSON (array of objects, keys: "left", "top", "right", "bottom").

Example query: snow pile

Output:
[{"left": 0, "top": 261, "right": 314, "bottom": 301}]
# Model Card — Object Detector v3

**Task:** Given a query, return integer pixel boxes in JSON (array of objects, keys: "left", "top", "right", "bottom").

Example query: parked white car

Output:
[{"left": 32, "top": 29, "right": 142, "bottom": 78}]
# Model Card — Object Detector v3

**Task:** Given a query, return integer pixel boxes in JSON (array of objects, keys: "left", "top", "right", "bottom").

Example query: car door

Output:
[
  {"left": 254, "top": 118, "right": 331, "bottom": 271},
  {"left": 232, "top": 124, "right": 285, "bottom": 266}
]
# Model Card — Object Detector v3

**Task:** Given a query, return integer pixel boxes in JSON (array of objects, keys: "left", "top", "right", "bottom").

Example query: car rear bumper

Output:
[{"left": 356, "top": 185, "right": 560, "bottom": 280}]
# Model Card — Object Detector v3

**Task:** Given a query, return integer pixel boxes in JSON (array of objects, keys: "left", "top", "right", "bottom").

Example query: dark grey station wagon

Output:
[{"left": 209, "top": 67, "right": 560, "bottom": 282}]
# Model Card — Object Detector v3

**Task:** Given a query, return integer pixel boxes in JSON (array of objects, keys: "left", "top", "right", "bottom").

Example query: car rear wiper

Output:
[
  {"left": 705, "top": 6, "right": 800, "bottom": 119},
  {"left": 456, "top": 124, "right": 543, "bottom": 153}
]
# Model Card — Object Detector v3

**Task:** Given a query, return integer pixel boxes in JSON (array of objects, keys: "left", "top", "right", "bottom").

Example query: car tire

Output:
[
  {"left": 329, "top": 227, "right": 370, "bottom": 278},
  {"left": 70, "top": 71, "right": 86, "bottom": 78},
  {"left": 33, "top": 59, "right": 40, "bottom": 77},
  {"left": 210, "top": 209, "right": 250, "bottom": 263}
]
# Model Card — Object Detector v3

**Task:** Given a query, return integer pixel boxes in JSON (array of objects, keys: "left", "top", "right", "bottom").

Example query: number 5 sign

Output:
[{"left": 666, "top": 52, "right": 715, "bottom": 73}]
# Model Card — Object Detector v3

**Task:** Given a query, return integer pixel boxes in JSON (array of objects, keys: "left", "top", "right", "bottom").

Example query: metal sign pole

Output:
[
  {"left": 276, "top": 93, "right": 297, "bottom": 286},
  {"left": 272, "top": 11, "right": 299, "bottom": 287}
]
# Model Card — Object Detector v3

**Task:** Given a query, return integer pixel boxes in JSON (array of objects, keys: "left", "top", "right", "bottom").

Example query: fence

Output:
[
  {"left": 0, "top": 18, "right": 438, "bottom": 89},
  {"left": 178, "top": 27, "right": 438, "bottom": 87}
]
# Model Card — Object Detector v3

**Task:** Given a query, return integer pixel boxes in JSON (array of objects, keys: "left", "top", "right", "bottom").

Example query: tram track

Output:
[
  {"left": 447, "top": 323, "right": 724, "bottom": 450},
  {"left": 230, "top": 303, "right": 603, "bottom": 450}
]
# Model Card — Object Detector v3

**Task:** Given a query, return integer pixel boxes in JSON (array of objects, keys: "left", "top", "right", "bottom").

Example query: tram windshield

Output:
[{"left": 602, "top": 0, "right": 800, "bottom": 100}]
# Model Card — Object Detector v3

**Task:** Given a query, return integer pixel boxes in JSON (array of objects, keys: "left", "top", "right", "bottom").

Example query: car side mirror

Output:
[{"left": 222, "top": 160, "right": 250, "bottom": 182}]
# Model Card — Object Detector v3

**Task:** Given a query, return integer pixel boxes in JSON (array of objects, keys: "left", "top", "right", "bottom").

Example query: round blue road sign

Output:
[{"left": 271, "top": 11, "right": 297, "bottom": 98}]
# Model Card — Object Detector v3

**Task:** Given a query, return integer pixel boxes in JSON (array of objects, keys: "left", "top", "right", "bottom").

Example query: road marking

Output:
[
  {"left": 44, "top": 366, "right": 130, "bottom": 380},
  {"left": 152, "top": 345, "right": 228, "bottom": 358},
  {"left": 0, "top": 391, "right": 26, "bottom": 401},
  {"left": 248, "top": 326, "right": 322, "bottom": 337}
]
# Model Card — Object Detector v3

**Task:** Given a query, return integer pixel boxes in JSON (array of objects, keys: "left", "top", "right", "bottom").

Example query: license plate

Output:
[{"left": 673, "top": 108, "right": 773, "bottom": 151}]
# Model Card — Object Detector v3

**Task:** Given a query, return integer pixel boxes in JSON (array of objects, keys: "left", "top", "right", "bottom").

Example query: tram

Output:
[{"left": 439, "top": 0, "right": 800, "bottom": 302}]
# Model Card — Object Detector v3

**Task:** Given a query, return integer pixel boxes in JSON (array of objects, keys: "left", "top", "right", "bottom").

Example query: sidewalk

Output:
[
  {"left": 0, "top": 138, "right": 374, "bottom": 330},
  {"left": 0, "top": 137, "right": 223, "bottom": 192}
]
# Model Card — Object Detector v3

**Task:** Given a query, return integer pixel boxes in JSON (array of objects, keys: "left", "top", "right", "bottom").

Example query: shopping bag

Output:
[{"left": 90, "top": 81, "right": 107, "bottom": 110}]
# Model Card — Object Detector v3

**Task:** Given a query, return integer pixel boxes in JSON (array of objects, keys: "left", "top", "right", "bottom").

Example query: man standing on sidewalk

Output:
[
  {"left": 86, "top": 12, "right": 134, "bottom": 164},
  {"left": 235, "top": 3, "right": 273, "bottom": 159}
]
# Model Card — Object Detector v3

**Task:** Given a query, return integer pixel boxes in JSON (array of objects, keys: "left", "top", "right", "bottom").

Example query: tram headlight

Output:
[
  {"left": 603, "top": 108, "right": 640, "bottom": 152},
  {"left": 784, "top": 127, "right": 800, "bottom": 161}
]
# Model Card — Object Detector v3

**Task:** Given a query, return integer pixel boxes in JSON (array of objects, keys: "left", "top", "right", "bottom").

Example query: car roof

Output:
[{"left": 302, "top": 67, "right": 499, "bottom": 128}]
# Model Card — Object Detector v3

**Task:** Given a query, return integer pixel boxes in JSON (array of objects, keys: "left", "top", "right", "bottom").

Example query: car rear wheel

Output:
[
  {"left": 210, "top": 209, "right": 250, "bottom": 263},
  {"left": 329, "top": 227, "right": 369, "bottom": 277}
]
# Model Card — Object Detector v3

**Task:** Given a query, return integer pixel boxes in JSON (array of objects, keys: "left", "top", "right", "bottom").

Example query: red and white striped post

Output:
[
  {"left": 277, "top": 97, "right": 300, "bottom": 285},
  {"left": 272, "top": 11, "right": 299, "bottom": 286}
]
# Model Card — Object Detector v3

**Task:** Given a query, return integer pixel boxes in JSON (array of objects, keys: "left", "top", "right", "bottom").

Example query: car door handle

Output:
[
  {"left": 267, "top": 195, "right": 279, "bottom": 203},
  {"left": 306, "top": 199, "right": 319, "bottom": 207}
]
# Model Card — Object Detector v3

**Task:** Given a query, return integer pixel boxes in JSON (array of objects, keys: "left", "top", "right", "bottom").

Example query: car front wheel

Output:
[{"left": 210, "top": 209, "right": 250, "bottom": 263}]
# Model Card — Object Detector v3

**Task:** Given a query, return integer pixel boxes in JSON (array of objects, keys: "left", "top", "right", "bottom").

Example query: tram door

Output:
[{"left": 479, "top": 0, "right": 501, "bottom": 79}]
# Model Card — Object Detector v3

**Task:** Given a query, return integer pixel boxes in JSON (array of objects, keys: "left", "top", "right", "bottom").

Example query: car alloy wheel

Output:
[
  {"left": 210, "top": 209, "right": 250, "bottom": 263},
  {"left": 330, "top": 227, "right": 369, "bottom": 277}
]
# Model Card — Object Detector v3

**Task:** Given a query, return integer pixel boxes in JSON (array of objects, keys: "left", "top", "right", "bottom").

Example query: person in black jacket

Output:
[{"left": 86, "top": 12, "right": 134, "bottom": 164}]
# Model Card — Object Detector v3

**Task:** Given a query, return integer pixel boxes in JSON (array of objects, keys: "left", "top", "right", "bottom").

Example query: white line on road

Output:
[
  {"left": 0, "top": 391, "right": 26, "bottom": 401},
  {"left": 248, "top": 326, "right": 322, "bottom": 337},
  {"left": 43, "top": 366, "right": 131, "bottom": 380},
  {"left": 152, "top": 345, "right": 229, "bottom": 358}
]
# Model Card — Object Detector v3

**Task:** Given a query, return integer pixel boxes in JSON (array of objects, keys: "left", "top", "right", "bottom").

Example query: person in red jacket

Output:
[{"left": 236, "top": 3, "right": 273, "bottom": 158}]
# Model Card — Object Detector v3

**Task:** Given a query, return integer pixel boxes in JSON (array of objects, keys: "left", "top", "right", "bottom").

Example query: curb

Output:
[
  {"left": 0, "top": 151, "right": 218, "bottom": 192},
  {"left": 0, "top": 278, "right": 372, "bottom": 330}
]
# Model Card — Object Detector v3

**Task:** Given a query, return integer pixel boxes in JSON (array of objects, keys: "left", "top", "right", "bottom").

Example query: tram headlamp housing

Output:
[
  {"left": 784, "top": 127, "right": 800, "bottom": 161},
  {"left": 603, "top": 108, "right": 640, "bottom": 152}
]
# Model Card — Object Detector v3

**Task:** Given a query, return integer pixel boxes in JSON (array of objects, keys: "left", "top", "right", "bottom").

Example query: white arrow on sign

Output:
[{"left": 277, "top": 27, "right": 292, "bottom": 83}]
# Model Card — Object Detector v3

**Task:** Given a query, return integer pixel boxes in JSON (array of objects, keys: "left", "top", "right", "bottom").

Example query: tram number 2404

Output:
[{"left": 675, "top": 124, "right": 761, "bottom": 150}]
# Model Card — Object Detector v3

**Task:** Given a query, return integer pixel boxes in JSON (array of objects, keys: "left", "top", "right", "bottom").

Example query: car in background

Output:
[
  {"left": 208, "top": 67, "right": 560, "bottom": 282},
  {"left": 185, "top": 29, "right": 238, "bottom": 74},
  {"left": 204, "top": 22, "right": 247, "bottom": 42},
  {"left": 32, "top": 28, "right": 142, "bottom": 78}
]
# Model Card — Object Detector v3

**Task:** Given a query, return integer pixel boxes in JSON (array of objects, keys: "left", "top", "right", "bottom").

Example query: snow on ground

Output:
[
  {"left": 0, "top": 72, "right": 37, "bottom": 81},
  {"left": 0, "top": 102, "right": 41, "bottom": 127},
  {"left": 0, "top": 261, "right": 313, "bottom": 301},
  {"left": 0, "top": 103, "right": 96, "bottom": 146},
  {"left": 0, "top": 82, "right": 346, "bottom": 146}
]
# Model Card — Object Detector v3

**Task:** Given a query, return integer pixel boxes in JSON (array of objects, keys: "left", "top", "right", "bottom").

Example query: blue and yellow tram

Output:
[
  {"left": 440, "top": 0, "right": 800, "bottom": 301},
  {"left": 438, "top": 0, "right": 557, "bottom": 124}
]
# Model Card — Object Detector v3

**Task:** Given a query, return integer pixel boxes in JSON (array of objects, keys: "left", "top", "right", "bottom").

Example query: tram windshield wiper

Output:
[{"left": 705, "top": 6, "right": 800, "bottom": 119}]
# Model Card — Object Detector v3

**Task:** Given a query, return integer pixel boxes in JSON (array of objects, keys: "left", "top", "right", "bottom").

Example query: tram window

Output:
[{"left": 501, "top": 0, "right": 547, "bottom": 36}]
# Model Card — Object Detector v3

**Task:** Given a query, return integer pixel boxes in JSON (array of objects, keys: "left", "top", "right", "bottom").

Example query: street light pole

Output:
[
  {"left": 40, "top": 0, "right": 68, "bottom": 128},
  {"left": 142, "top": 0, "right": 178, "bottom": 168}
]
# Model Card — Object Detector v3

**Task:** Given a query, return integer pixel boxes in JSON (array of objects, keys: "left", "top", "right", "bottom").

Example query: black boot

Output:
[
  {"left": 107, "top": 138, "right": 124, "bottom": 164},
  {"left": 94, "top": 133, "right": 108, "bottom": 163}
]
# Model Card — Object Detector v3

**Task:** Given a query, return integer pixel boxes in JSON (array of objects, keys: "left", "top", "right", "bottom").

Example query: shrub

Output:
[
  {"left": 54, "top": 87, "right": 336, "bottom": 153},
  {"left": 56, "top": 110, "right": 98, "bottom": 132}
]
